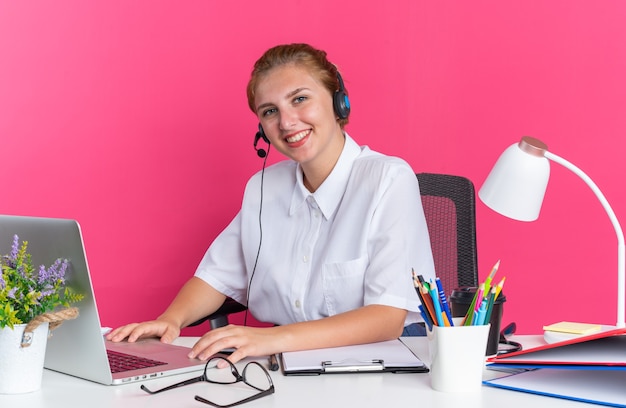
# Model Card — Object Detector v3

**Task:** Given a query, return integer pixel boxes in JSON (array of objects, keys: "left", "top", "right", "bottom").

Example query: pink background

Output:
[{"left": 1, "top": 1, "right": 625, "bottom": 335}]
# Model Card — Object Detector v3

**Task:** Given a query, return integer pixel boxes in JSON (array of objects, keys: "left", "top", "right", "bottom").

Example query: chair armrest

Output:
[{"left": 188, "top": 298, "right": 247, "bottom": 329}]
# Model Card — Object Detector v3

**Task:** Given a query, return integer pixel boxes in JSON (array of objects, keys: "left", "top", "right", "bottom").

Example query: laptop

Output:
[{"left": 0, "top": 214, "right": 207, "bottom": 385}]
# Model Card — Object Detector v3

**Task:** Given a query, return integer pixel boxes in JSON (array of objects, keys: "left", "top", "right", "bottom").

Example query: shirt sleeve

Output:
[{"left": 193, "top": 211, "right": 249, "bottom": 305}]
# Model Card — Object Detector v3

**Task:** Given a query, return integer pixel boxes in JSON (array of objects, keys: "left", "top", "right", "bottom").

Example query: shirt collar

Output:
[{"left": 289, "top": 133, "right": 362, "bottom": 219}]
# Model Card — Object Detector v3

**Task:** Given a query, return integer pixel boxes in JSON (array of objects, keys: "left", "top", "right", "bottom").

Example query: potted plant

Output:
[{"left": 0, "top": 234, "right": 83, "bottom": 394}]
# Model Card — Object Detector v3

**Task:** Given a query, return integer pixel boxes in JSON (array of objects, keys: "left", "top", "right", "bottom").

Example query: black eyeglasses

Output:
[
  {"left": 498, "top": 322, "right": 523, "bottom": 355},
  {"left": 140, "top": 355, "right": 275, "bottom": 407}
]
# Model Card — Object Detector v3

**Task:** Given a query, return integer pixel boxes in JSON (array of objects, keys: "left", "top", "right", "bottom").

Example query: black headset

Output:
[
  {"left": 254, "top": 124, "right": 270, "bottom": 158},
  {"left": 333, "top": 71, "right": 351, "bottom": 120},
  {"left": 253, "top": 72, "right": 350, "bottom": 158}
]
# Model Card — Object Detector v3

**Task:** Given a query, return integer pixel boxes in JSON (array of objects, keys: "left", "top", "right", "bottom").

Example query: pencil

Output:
[
  {"left": 463, "top": 283, "right": 484, "bottom": 326},
  {"left": 413, "top": 269, "right": 437, "bottom": 326},
  {"left": 441, "top": 311, "right": 451, "bottom": 327},
  {"left": 429, "top": 284, "right": 445, "bottom": 326},
  {"left": 412, "top": 269, "right": 420, "bottom": 288},
  {"left": 494, "top": 276, "right": 506, "bottom": 300},
  {"left": 484, "top": 259, "right": 500, "bottom": 293},
  {"left": 419, "top": 283, "right": 438, "bottom": 325},
  {"left": 474, "top": 283, "right": 485, "bottom": 313}
]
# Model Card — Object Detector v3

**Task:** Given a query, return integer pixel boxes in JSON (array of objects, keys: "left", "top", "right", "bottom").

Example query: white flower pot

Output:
[{"left": 0, "top": 322, "right": 49, "bottom": 394}]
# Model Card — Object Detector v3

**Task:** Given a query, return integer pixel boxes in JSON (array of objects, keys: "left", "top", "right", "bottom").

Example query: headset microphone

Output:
[{"left": 253, "top": 124, "right": 270, "bottom": 158}]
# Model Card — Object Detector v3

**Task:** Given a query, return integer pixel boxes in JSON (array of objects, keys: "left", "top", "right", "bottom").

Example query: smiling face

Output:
[{"left": 253, "top": 63, "right": 345, "bottom": 174}]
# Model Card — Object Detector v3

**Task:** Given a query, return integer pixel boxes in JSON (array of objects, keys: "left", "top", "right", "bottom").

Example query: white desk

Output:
[{"left": 0, "top": 336, "right": 588, "bottom": 408}]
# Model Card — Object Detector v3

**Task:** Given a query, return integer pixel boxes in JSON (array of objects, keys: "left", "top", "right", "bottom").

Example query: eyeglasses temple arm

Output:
[
  {"left": 140, "top": 375, "right": 205, "bottom": 395},
  {"left": 194, "top": 386, "right": 275, "bottom": 408}
]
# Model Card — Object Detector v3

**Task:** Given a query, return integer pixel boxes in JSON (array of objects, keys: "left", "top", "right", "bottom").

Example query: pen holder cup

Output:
[
  {"left": 427, "top": 321, "right": 490, "bottom": 392},
  {"left": 449, "top": 287, "right": 506, "bottom": 356}
]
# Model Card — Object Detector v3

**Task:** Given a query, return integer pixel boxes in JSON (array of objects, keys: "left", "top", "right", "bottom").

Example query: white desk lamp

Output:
[{"left": 478, "top": 136, "right": 625, "bottom": 329}]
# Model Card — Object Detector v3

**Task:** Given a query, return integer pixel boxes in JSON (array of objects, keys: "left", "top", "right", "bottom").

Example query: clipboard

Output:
[{"left": 280, "top": 339, "right": 428, "bottom": 375}]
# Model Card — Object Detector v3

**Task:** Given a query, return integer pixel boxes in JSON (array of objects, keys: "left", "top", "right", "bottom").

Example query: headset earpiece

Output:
[
  {"left": 333, "top": 72, "right": 351, "bottom": 120},
  {"left": 253, "top": 123, "right": 270, "bottom": 158}
]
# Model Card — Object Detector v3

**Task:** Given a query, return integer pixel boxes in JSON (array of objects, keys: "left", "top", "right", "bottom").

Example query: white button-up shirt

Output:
[{"left": 195, "top": 134, "right": 435, "bottom": 326}]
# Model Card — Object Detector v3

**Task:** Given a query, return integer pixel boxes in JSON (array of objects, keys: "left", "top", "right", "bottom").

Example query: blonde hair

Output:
[{"left": 246, "top": 43, "right": 349, "bottom": 128}]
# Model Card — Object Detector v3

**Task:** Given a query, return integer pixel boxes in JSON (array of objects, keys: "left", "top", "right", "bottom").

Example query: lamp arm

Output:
[{"left": 545, "top": 151, "right": 625, "bottom": 328}]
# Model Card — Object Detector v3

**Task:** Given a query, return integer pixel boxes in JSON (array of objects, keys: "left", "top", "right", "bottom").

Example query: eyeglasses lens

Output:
[
  {"left": 204, "top": 358, "right": 240, "bottom": 384},
  {"left": 241, "top": 362, "right": 272, "bottom": 392},
  {"left": 198, "top": 358, "right": 273, "bottom": 407}
]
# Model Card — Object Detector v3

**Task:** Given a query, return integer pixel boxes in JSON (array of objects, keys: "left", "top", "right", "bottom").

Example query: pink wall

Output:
[{"left": 1, "top": 1, "right": 625, "bottom": 335}]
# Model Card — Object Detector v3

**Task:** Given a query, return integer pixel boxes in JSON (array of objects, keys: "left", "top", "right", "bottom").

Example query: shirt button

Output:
[
  {"left": 295, "top": 300, "right": 301, "bottom": 308},
  {"left": 303, "top": 255, "right": 308, "bottom": 263}
]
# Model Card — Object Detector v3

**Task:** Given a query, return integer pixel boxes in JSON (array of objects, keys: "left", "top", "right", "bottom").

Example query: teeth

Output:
[{"left": 286, "top": 130, "right": 309, "bottom": 143}]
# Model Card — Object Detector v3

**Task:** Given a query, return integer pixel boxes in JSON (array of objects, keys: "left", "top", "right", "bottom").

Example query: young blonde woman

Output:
[{"left": 107, "top": 43, "right": 435, "bottom": 366}]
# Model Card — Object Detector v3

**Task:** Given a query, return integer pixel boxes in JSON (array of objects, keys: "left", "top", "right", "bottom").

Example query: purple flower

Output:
[
  {"left": 18, "top": 265, "right": 27, "bottom": 277},
  {"left": 10, "top": 234, "right": 19, "bottom": 260},
  {"left": 2, "top": 254, "right": 16, "bottom": 269},
  {"left": 1, "top": 234, "right": 82, "bottom": 328},
  {"left": 7, "top": 287, "right": 17, "bottom": 299},
  {"left": 37, "top": 258, "right": 68, "bottom": 285},
  {"left": 37, "top": 264, "right": 50, "bottom": 285},
  {"left": 57, "top": 259, "right": 68, "bottom": 283},
  {"left": 40, "top": 288, "right": 55, "bottom": 298}
]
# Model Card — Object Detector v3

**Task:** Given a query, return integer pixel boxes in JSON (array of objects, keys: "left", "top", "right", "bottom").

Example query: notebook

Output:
[{"left": 0, "top": 214, "right": 206, "bottom": 385}]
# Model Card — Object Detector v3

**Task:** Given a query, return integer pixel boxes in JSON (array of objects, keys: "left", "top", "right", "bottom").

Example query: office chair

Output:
[
  {"left": 190, "top": 172, "right": 479, "bottom": 330},
  {"left": 188, "top": 297, "right": 247, "bottom": 330},
  {"left": 416, "top": 172, "right": 479, "bottom": 298}
]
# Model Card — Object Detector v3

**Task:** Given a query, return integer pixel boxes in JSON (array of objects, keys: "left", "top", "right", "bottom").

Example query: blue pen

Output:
[
  {"left": 475, "top": 299, "right": 487, "bottom": 325},
  {"left": 435, "top": 278, "right": 454, "bottom": 326},
  {"left": 428, "top": 284, "right": 445, "bottom": 326},
  {"left": 419, "top": 305, "right": 433, "bottom": 331}
]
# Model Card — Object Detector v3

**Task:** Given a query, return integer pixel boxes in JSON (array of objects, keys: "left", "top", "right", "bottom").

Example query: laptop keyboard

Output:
[{"left": 107, "top": 350, "right": 168, "bottom": 373}]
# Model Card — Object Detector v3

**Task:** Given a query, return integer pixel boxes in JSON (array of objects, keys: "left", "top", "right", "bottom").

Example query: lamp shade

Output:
[
  {"left": 478, "top": 138, "right": 550, "bottom": 222},
  {"left": 479, "top": 136, "right": 625, "bottom": 328}
]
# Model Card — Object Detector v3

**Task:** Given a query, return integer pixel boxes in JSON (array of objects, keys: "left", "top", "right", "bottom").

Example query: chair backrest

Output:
[{"left": 416, "top": 173, "right": 479, "bottom": 298}]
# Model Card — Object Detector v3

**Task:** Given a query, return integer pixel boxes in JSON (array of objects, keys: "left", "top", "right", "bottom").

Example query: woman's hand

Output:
[
  {"left": 105, "top": 319, "right": 181, "bottom": 344},
  {"left": 188, "top": 304, "right": 406, "bottom": 367},
  {"left": 189, "top": 324, "right": 280, "bottom": 367},
  {"left": 106, "top": 277, "right": 227, "bottom": 346}
]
